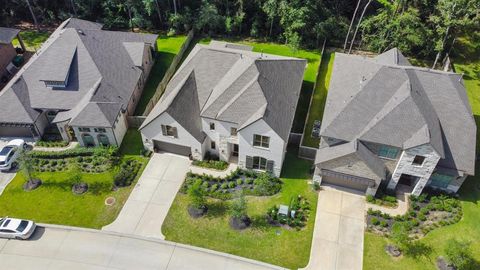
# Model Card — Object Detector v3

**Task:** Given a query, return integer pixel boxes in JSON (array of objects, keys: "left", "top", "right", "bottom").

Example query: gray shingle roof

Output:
[
  {"left": 320, "top": 49, "right": 476, "bottom": 175},
  {"left": 315, "top": 140, "right": 386, "bottom": 180},
  {"left": 141, "top": 42, "right": 306, "bottom": 142},
  {"left": 0, "top": 18, "right": 157, "bottom": 128},
  {"left": 69, "top": 102, "right": 122, "bottom": 127},
  {"left": 0, "top": 27, "right": 20, "bottom": 44}
]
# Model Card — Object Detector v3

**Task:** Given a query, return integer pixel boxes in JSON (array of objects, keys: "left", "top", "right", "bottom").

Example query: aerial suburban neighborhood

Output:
[{"left": 0, "top": 1, "right": 479, "bottom": 270}]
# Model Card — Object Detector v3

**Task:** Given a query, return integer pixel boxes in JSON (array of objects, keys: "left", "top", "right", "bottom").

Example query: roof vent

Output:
[
  {"left": 360, "top": 76, "right": 366, "bottom": 83},
  {"left": 77, "top": 29, "right": 84, "bottom": 35}
]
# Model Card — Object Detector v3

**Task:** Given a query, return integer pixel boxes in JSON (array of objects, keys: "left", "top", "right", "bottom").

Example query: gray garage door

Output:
[
  {"left": 0, "top": 126, "right": 33, "bottom": 137},
  {"left": 321, "top": 170, "right": 372, "bottom": 193},
  {"left": 153, "top": 140, "right": 191, "bottom": 156}
]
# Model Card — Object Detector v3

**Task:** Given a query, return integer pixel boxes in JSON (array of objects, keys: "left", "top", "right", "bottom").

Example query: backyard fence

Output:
[
  {"left": 127, "top": 116, "right": 146, "bottom": 128},
  {"left": 142, "top": 30, "right": 195, "bottom": 116},
  {"left": 297, "top": 39, "right": 327, "bottom": 160}
]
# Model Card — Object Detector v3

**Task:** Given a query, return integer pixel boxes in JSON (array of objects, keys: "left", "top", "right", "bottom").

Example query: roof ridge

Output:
[
  {"left": 357, "top": 80, "right": 411, "bottom": 138},
  {"left": 201, "top": 56, "right": 253, "bottom": 112},
  {"left": 216, "top": 74, "right": 261, "bottom": 119}
]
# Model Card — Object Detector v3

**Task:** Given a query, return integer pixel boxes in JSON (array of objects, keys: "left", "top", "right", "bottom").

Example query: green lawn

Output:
[
  {"left": 162, "top": 149, "right": 317, "bottom": 269},
  {"left": 134, "top": 35, "right": 188, "bottom": 115},
  {"left": 12, "top": 30, "right": 50, "bottom": 51},
  {"left": 363, "top": 33, "right": 480, "bottom": 270},
  {"left": 302, "top": 52, "right": 335, "bottom": 148},
  {"left": 0, "top": 129, "right": 148, "bottom": 229},
  {"left": 199, "top": 37, "right": 322, "bottom": 133}
]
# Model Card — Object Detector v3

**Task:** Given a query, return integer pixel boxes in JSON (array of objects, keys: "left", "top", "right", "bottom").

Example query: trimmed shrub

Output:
[
  {"left": 371, "top": 217, "right": 380, "bottom": 226},
  {"left": 228, "top": 181, "right": 236, "bottom": 188}
]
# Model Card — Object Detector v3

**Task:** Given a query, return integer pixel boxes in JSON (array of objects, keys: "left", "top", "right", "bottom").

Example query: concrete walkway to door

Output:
[
  {"left": 301, "top": 186, "right": 365, "bottom": 270},
  {"left": 103, "top": 153, "right": 191, "bottom": 239}
]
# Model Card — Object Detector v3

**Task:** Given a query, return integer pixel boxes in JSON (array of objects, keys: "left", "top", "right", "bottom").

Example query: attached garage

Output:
[
  {"left": 0, "top": 124, "right": 35, "bottom": 138},
  {"left": 320, "top": 169, "right": 374, "bottom": 193},
  {"left": 153, "top": 140, "right": 191, "bottom": 156}
]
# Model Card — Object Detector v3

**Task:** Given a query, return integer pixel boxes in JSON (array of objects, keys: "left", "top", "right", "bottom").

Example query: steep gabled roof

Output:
[
  {"left": 141, "top": 42, "right": 306, "bottom": 141},
  {"left": 315, "top": 140, "right": 386, "bottom": 180},
  {"left": 320, "top": 49, "right": 475, "bottom": 175},
  {"left": 0, "top": 18, "right": 157, "bottom": 128}
]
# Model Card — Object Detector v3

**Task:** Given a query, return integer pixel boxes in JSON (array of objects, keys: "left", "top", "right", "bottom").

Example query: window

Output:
[
  {"left": 230, "top": 127, "right": 238, "bottom": 136},
  {"left": 161, "top": 125, "right": 177, "bottom": 137},
  {"left": 81, "top": 134, "right": 95, "bottom": 147},
  {"left": 98, "top": 134, "right": 110, "bottom": 146},
  {"left": 429, "top": 173, "right": 454, "bottom": 188},
  {"left": 253, "top": 156, "right": 267, "bottom": 170},
  {"left": 412, "top": 155, "right": 426, "bottom": 166},
  {"left": 210, "top": 122, "right": 215, "bottom": 130},
  {"left": 253, "top": 134, "right": 270, "bottom": 148},
  {"left": 78, "top": 127, "right": 91, "bottom": 132},
  {"left": 378, "top": 145, "right": 399, "bottom": 159},
  {"left": 211, "top": 141, "right": 216, "bottom": 149},
  {"left": 94, "top": 128, "right": 106, "bottom": 133}
]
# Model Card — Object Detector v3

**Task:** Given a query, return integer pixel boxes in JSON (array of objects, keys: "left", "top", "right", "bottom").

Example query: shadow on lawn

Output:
[
  {"left": 134, "top": 51, "right": 176, "bottom": 115},
  {"left": 205, "top": 200, "right": 228, "bottom": 218}
]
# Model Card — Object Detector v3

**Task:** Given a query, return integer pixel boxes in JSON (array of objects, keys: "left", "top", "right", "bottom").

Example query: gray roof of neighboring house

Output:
[
  {"left": 0, "top": 18, "right": 157, "bottom": 128},
  {"left": 315, "top": 140, "right": 387, "bottom": 180},
  {"left": 141, "top": 42, "right": 306, "bottom": 142},
  {"left": 0, "top": 27, "right": 20, "bottom": 44},
  {"left": 320, "top": 48, "right": 476, "bottom": 175}
]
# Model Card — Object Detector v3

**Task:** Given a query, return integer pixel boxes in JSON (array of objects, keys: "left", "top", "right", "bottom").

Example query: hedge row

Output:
[{"left": 30, "top": 146, "right": 118, "bottom": 159}]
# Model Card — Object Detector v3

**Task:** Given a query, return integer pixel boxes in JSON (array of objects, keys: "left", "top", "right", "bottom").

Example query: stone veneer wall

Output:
[{"left": 387, "top": 144, "right": 440, "bottom": 196}]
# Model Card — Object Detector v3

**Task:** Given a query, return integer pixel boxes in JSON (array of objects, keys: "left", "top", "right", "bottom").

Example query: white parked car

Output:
[
  {"left": 0, "top": 139, "right": 26, "bottom": 171},
  {"left": 0, "top": 217, "right": 36, "bottom": 240}
]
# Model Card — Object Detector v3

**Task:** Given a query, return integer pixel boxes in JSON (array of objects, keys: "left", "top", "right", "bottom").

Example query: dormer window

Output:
[{"left": 40, "top": 46, "right": 76, "bottom": 89}]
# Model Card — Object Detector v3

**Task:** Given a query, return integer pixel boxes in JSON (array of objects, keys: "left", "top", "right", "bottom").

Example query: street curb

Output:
[{"left": 39, "top": 223, "right": 287, "bottom": 270}]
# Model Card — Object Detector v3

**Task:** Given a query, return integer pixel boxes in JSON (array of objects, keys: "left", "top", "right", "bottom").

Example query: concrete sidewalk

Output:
[
  {"left": 301, "top": 187, "right": 365, "bottom": 270},
  {"left": 103, "top": 153, "right": 191, "bottom": 239},
  {"left": 0, "top": 225, "right": 284, "bottom": 270}
]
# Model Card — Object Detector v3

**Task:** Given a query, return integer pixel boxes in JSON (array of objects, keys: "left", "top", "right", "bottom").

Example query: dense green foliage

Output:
[
  {"left": 191, "top": 159, "right": 229, "bottom": 170},
  {"left": 2, "top": 0, "right": 478, "bottom": 60}
]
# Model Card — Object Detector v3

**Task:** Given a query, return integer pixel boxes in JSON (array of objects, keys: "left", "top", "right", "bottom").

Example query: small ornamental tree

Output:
[
  {"left": 18, "top": 149, "right": 42, "bottom": 190},
  {"left": 17, "top": 149, "right": 34, "bottom": 182},
  {"left": 390, "top": 222, "right": 411, "bottom": 251},
  {"left": 229, "top": 191, "right": 251, "bottom": 230},
  {"left": 188, "top": 180, "right": 206, "bottom": 210},
  {"left": 445, "top": 239, "right": 478, "bottom": 270}
]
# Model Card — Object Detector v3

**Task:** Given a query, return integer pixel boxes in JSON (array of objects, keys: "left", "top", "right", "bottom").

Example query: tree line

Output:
[{"left": 1, "top": 0, "right": 479, "bottom": 61}]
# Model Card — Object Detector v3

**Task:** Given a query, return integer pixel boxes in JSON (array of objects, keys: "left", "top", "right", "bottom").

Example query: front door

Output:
[{"left": 232, "top": 144, "right": 239, "bottom": 157}]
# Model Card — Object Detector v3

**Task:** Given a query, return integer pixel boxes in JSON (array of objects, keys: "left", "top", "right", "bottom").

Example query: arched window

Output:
[
  {"left": 81, "top": 134, "right": 95, "bottom": 147},
  {"left": 97, "top": 134, "right": 110, "bottom": 146}
]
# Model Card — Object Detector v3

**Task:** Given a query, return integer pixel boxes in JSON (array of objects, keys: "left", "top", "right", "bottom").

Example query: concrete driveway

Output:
[
  {"left": 302, "top": 187, "right": 365, "bottom": 270},
  {"left": 0, "top": 139, "right": 16, "bottom": 196},
  {"left": 0, "top": 225, "right": 284, "bottom": 270},
  {"left": 103, "top": 153, "right": 191, "bottom": 239}
]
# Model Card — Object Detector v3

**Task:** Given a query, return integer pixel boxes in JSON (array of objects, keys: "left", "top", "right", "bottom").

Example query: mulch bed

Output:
[
  {"left": 72, "top": 183, "right": 88, "bottom": 195},
  {"left": 229, "top": 216, "right": 251, "bottom": 230},
  {"left": 23, "top": 179, "right": 42, "bottom": 191},
  {"left": 188, "top": 205, "right": 208, "bottom": 218}
]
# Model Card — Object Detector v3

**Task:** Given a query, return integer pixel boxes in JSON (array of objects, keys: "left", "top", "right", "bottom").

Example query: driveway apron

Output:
[
  {"left": 103, "top": 153, "right": 191, "bottom": 239},
  {"left": 301, "top": 187, "right": 365, "bottom": 270}
]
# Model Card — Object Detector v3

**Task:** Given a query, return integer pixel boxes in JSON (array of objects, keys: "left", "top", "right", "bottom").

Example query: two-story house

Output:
[
  {"left": 0, "top": 18, "right": 157, "bottom": 147},
  {"left": 313, "top": 48, "right": 476, "bottom": 196},
  {"left": 140, "top": 41, "right": 306, "bottom": 176}
]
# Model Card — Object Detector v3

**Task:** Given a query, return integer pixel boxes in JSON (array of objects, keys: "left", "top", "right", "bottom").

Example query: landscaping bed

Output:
[
  {"left": 191, "top": 159, "right": 228, "bottom": 171},
  {"left": 367, "top": 194, "right": 462, "bottom": 237},
  {"left": 180, "top": 169, "right": 282, "bottom": 200},
  {"left": 35, "top": 140, "right": 69, "bottom": 148},
  {"left": 29, "top": 147, "right": 119, "bottom": 173},
  {"left": 366, "top": 193, "right": 398, "bottom": 208},
  {"left": 266, "top": 195, "right": 311, "bottom": 229}
]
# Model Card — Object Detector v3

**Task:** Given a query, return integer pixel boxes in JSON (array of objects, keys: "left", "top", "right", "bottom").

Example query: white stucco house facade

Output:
[
  {"left": 140, "top": 41, "right": 306, "bottom": 176},
  {"left": 313, "top": 48, "right": 476, "bottom": 196}
]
